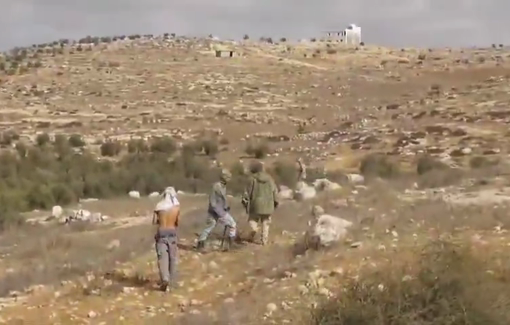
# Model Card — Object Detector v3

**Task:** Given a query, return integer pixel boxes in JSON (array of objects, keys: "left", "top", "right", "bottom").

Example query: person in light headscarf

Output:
[{"left": 152, "top": 186, "right": 180, "bottom": 292}]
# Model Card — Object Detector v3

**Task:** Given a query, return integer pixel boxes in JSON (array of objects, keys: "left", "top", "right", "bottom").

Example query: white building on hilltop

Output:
[
  {"left": 342, "top": 24, "right": 361, "bottom": 45},
  {"left": 324, "top": 23, "right": 361, "bottom": 45}
]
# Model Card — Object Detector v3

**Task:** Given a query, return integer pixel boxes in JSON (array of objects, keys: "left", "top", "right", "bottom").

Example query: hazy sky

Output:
[{"left": 1, "top": 0, "right": 508, "bottom": 50}]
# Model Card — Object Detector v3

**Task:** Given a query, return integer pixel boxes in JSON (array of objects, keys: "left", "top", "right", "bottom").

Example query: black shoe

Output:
[
  {"left": 222, "top": 237, "right": 232, "bottom": 252},
  {"left": 248, "top": 231, "right": 257, "bottom": 243},
  {"left": 159, "top": 281, "right": 169, "bottom": 292},
  {"left": 196, "top": 240, "right": 205, "bottom": 252},
  {"left": 223, "top": 237, "right": 243, "bottom": 252}
]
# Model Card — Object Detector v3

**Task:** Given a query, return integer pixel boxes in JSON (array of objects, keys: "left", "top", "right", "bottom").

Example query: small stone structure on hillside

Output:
[
  {"left": 213, "top": 45, "right": 236, "bottom": 58},
  {"left": 215, "top": 49, "right": 235, "bottom": 58}
]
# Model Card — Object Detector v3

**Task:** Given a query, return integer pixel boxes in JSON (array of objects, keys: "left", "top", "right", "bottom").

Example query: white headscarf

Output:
[{"left": 155, "top": 187, "right": 180, "bottom": 211}]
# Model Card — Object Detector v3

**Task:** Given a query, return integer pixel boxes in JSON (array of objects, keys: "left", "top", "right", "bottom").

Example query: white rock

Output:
[
  {"left": 266, "top": 303, "right": 277, "bottom": 313},
  {"left": 313, "top": 178, "right": 341, "bottom": 191},
  {"left": 90, "top": 212, "right": 102, "bottom": 223},
  {"left": 346, "top": 173, "right": 365, "bottom": 184},
  {"left": 311, "top": 214, "right": 353, "bottom": 247},
  {"left": 51, "top": 205, "right": 63, "bottom": 218},
  {"left": 278, "top": 185, "right": 294, "bottom": 200},
  {"left": 149, "top": 192, "right": 160, "bottom": 198},
  {"left": 294, "top": 185, "right": 317, "bottom": 201},
  {"left": 461, "top": 147, "right": 472, "bottom": 155},
  {"left": 129, "top": 191, "right": 141, "bottom": 199},
  {"left": 295, "top": 181, "right": 308, "bottom": 191}
]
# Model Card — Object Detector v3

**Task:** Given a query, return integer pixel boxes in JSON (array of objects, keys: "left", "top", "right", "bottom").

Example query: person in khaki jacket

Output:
[{"left": 242, "top": 161, "right": 279, "bottom": 245}]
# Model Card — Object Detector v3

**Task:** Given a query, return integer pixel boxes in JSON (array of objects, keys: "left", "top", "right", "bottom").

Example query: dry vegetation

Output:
[{"left": 1, "top": 33, "right": 510, "bottom": 324}]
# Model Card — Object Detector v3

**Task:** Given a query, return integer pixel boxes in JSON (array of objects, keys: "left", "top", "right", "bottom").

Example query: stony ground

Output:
[{"left": 2, "top": 36, "right": 510, "bottom": 324}]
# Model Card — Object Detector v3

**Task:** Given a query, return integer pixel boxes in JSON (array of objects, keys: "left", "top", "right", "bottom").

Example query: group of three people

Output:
[{"left": 152, "top": 160, "right": 280, "bottom": 292}]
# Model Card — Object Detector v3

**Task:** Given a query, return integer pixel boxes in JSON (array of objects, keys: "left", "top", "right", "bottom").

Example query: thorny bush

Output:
[{"left": 311, "top": 241, "right": 510, "bottom": 325}]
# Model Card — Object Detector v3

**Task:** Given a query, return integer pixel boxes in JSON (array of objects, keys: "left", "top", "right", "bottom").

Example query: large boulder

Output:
[
  {"left": 51, "top": 205, "right": 63, "bottom": 218},
  {"left": 310, "top": 212, "right": 353, "bottom": 247}
]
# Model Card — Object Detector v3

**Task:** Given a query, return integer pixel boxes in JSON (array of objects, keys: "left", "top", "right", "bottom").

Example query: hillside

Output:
[{"left": 1, "top": 35, "right": 510, "bottom": 324}]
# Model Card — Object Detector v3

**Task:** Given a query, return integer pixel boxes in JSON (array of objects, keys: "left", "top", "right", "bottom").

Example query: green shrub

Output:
[
  {"left": 100, "top": 141, "right": 123, "bottom": 157},
  {"left": 469, "top": 156, "right": 499, "bottom": 169},
  {"left": 416, "top": 155, "right": 449, "bottom": 175},
  {"left": 245, "top": 141, "right": 270, "bottom": 159},
  {"left": 68, "top": 134, "right": 85, "bottom": 147},
  {"left": 360, "top": 154, "right": 400, "bottom": 178},
  {"left": 15, "top": 142, "right": 28, "bottom": 158},
  {"left": 0, "top": 131, "right": 19, "bottom": 146},
  {"left": 201, "top": 139, "right": 219, "bottom": 157},
  {"left": 36, "top": 133, "right": 51, "bottom": 146},
  {"left": 0, "top": 140, "right": 224, "bottom": 228},
  {"left": 270, "top": 160, "right": 297, "bottom": 188},
  {"left": 150, "top": 136, "right": 177, "bottom": 154},
  {"left": 228, "top": 161, "right": 249, "bottom": 194},
  {"left": 127, "top": 139, "right": 149, "bottom": 153}
]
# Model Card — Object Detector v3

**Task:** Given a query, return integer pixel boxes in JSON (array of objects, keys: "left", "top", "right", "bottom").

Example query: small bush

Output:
[
  {"left": 36, "top": 133, "right": 51, "bottom": 146},
  {"left": 416, "top": 155, "right": 448, "bottom": 175},
  {"left": 228, "top": 161, "right": 249, "bottom": 194},
  {"left": 68, "top": 134, "right": 85, "bottom": 147},
  {"left": 245, "top": 141, "right": 270, "bottom": 159},
  {"left": 150, "top": 136, "right": 177, "bottom": 154},
  {"left": 270, "top": 161, "right": 297, "bottom": 188},
  {"left": 310, "top": 241, "right": 510, "bottom": 325},
  {"left": 127, "top": 139, "right": 149, "bottom": 153},
  {"left": 100, "top": 141, "right": 122, "bottom": 157},
  {"left": 416, "top": 155, "right": 463, "bottom": 188},
  {"left": 200, "top": 139, "right": 219, "bottom": 157},
  {"left": 0, "top": 131, "right": 19, "bottom": 146},
  {"left": 470, "top": 156, "right": 498, "bottom": 169},
  {"left": 15, "top": 142, "right": 28, "bottom": 157},
  {"left": 359, "top": 154, "right": 399, "bottom": 178}
]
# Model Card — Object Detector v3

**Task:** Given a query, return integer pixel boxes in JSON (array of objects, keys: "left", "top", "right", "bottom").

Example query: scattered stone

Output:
[
  {"left": 129, "top": 191, "right": 141, "bottom": 199},
  {"left": 149, "top": 192, "right": 160, "bottom": 198},
  {"left": 313, "top": 178, "right": 341, "bottom": 191}
]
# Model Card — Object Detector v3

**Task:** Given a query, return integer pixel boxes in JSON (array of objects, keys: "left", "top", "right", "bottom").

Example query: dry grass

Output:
[
  {"left": 311, "top": 240, "right": 510, "bottom": 325},
  {"left": 0, "top": 223, "right": 154, "bottom": 297},
  {"left": 2, "top": 36, "right": 510, "bottom": 323}
]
